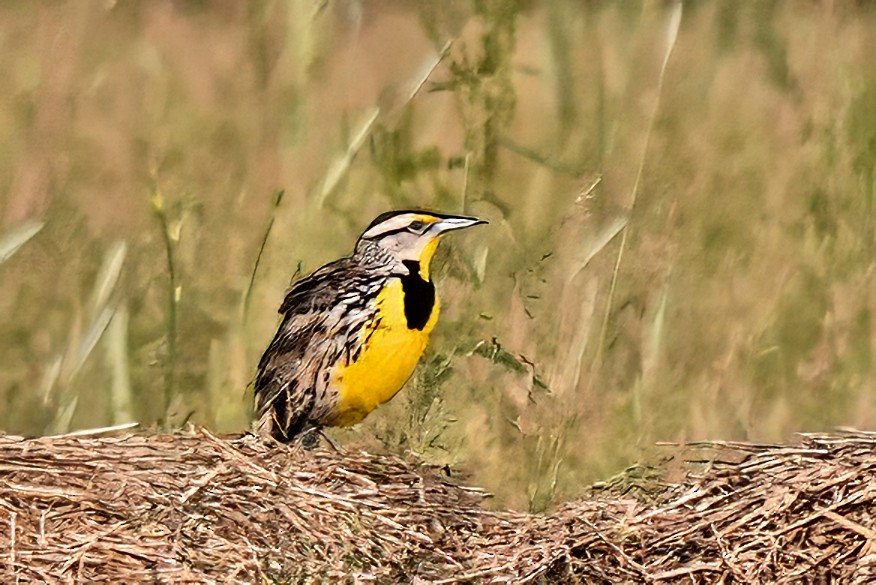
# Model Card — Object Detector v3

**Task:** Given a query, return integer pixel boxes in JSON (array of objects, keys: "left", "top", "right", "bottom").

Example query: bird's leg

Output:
[
  {"left": 317, "top": 429, "right": 343, "bottom": 454},
  {"left": 298, "top": 426, "right": 321, "bottom": 450},
  {"left": 297, "top": 426, "right": 343, "bottom": 453}
]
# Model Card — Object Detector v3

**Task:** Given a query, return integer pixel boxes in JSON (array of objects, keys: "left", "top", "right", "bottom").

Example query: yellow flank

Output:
[{"left": 328, "top": 278, "right": 440, "bottom": 426}]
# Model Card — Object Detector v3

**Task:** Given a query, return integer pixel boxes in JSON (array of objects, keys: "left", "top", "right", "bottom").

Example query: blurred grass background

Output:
[{"left": 2, "top": 0, "right": 876, "bottom": 511}]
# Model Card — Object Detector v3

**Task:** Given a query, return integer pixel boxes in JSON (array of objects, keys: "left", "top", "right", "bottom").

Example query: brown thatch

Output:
[{"left": 1, "top": 427, "right": 874, "bottom": 583}]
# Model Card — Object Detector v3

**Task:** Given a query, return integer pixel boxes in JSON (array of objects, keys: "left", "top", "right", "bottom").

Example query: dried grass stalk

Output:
[{"left": 1, "top": 428, "right": 874, "bottom": 582}]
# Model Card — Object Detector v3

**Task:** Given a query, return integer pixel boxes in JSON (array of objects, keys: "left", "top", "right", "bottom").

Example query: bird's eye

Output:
[{"left": 408, "top": 220, "right": 426, "bottom": 232}]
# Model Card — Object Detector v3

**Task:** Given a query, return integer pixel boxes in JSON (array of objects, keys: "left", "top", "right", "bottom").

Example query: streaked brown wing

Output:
[{"left": 254, "top": 257, "right": 385, "bottom": 441}]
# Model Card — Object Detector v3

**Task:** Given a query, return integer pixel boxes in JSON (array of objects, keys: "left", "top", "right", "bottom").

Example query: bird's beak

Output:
[{"left": 432, "top": 215, "right": 488, "bottom": 234}]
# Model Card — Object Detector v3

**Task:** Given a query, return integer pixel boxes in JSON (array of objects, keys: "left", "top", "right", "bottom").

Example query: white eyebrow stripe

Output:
[{"left": 361, "top": 213, "right": 420, "bottom": 239}]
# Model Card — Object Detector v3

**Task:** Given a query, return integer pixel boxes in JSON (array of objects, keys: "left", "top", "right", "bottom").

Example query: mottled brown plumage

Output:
[
  {"left": 254, "top": 210, "right": 486, "bottom": 442},
  {"left": 255, "top": 252, "right": 392, "bottom": 440}
]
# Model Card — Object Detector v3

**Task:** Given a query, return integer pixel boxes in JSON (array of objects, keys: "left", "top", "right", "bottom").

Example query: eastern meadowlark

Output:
[{"left": 254, "top": 210, "right": 487, "bottom": 442}]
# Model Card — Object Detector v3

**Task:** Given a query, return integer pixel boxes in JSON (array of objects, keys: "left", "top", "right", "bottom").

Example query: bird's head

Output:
[{"left": 355, "top": 210, "right": 487, "bottom": 279}]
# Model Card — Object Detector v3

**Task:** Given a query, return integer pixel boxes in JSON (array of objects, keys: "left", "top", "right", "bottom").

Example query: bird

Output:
[{"left": 254, "top": 209, "right": 487, "bottom": 443}]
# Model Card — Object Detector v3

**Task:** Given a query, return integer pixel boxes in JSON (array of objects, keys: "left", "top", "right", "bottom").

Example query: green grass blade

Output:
[
  {"left": 0, "top": 219, "right": 44, "bottom": 264},
  {"left": 243, "top": 189, "right": 285, "bottom": 323},
  {"left": 91, "top": 241, "right": 127, "bottom": 312}
]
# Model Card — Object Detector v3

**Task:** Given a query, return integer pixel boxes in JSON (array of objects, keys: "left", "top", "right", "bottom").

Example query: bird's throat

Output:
[{"left": 417, "top": 237, "right": 440, "bottom": 279}]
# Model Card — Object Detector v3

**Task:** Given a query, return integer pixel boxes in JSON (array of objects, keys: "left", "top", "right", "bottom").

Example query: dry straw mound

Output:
[{"left": 1, "top": 428, "right": 874, "bottom": 583}]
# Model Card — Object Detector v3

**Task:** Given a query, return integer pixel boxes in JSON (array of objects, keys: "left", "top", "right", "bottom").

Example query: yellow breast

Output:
[{"left": 328, "top": 278, "right": 440, "bottom": 426}]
